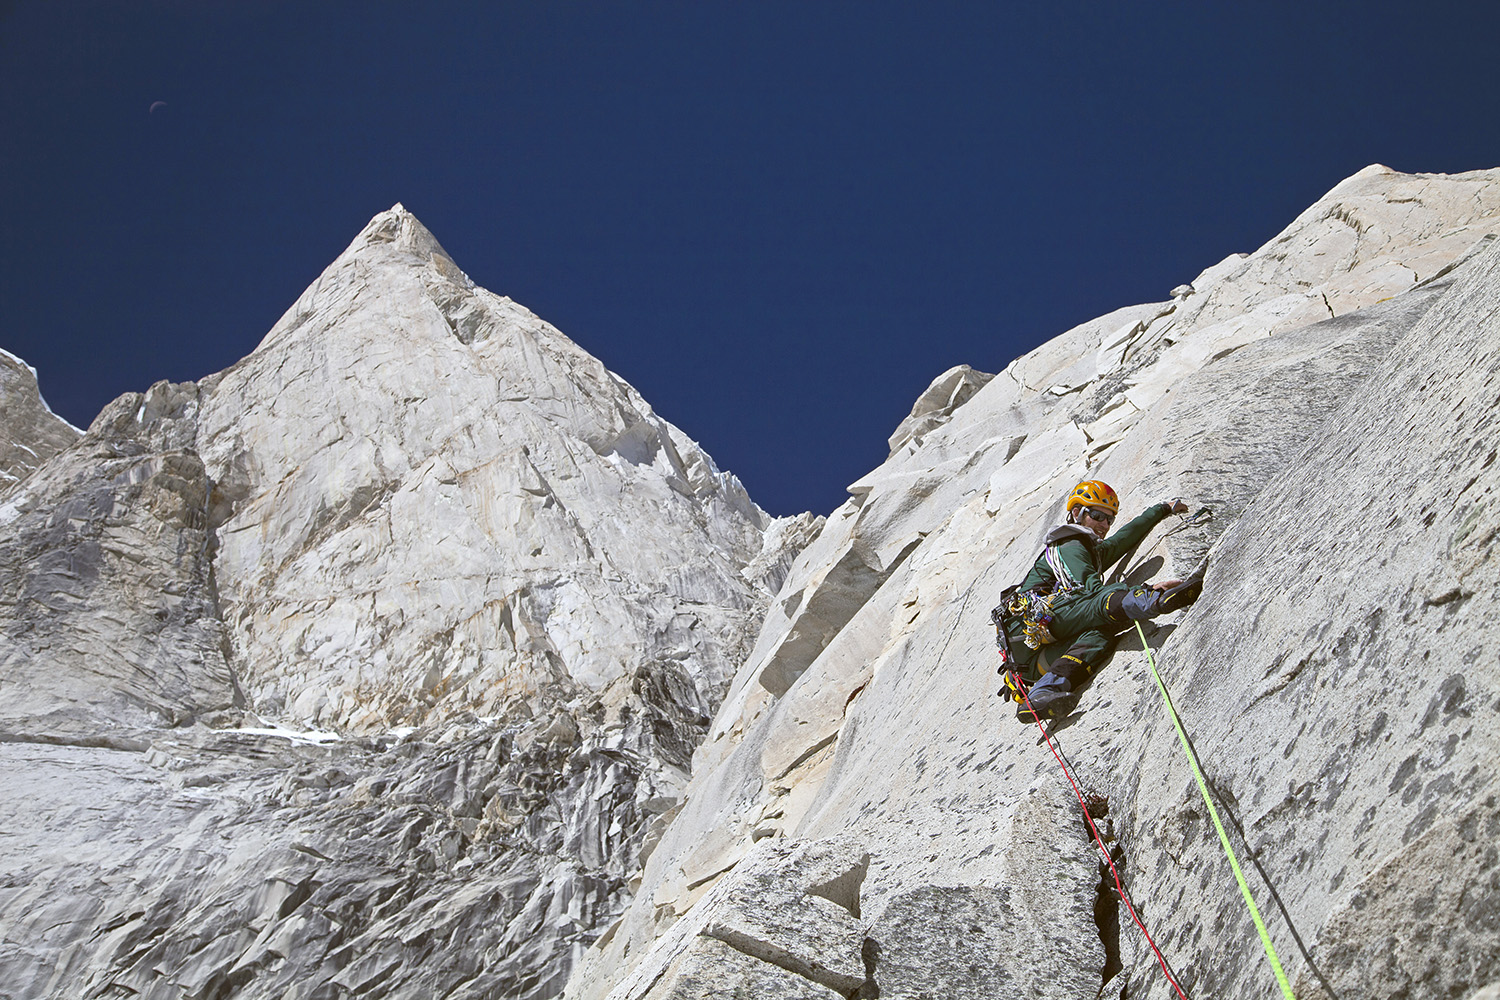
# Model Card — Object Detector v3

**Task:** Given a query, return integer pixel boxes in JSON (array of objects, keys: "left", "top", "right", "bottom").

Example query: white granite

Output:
[{"left": 566, "top": 165, "right": 1500, "bottom": 1000}]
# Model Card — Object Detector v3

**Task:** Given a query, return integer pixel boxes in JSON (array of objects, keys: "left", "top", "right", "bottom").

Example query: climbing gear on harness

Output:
[
  {"left": 991, "top": 597, "right": 1020, "bottom": 668},
  {"left": 1066, "top": 479, "right": 1119, "bottom": 516},
  {"left": 992, "top": 596, "right": 1032, "bottom": 708},
  {"left": 1134, "top": 621, "right": 1299, "bottom": 1000},
  {"left": 1010, "top": 587, "right": 1066, "bottom": 649},
  {"left": 994, "top": 602, "right": 1058, "bottom": 720},
  {"left": 1010, "top": 668, "right": 1193, "bottom": 1000},
  {"left": 992, "top": 584, "right": 1067, "bottom": 661},
  {"left": 993, "top": 573, "right": 1084, "bottom": 656},
  {"left": 999, "top": 668, "right": 1028, "bottom": 703}
]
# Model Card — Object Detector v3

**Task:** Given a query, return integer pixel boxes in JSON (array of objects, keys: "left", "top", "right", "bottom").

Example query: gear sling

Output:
[{"left": 992, "top": 501, "right": 1182, "bottom": 700}]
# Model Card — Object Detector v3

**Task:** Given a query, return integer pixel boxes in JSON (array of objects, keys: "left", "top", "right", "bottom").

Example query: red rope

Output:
[{"left": 1014, "top": 671, "right": 1192, "bottom": 1000}]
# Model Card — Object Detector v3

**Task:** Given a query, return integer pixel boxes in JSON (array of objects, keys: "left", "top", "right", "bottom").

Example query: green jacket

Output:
[
  {"left": 1002, "top": 502, "right": 1175, "bottom": 672},
  {"left": 1016, "top": 502, "right": 1175, "bottom": 602}
]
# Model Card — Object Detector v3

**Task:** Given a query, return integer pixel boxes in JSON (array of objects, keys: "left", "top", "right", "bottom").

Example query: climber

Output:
[{"left": 994, "top": 480, "right": 1202, "bottom": 721}]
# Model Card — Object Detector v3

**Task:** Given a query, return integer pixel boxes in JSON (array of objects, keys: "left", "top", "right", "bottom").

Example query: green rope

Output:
[{"left": 1134, "top": 620, "right": 1297, "bottom": 1000}]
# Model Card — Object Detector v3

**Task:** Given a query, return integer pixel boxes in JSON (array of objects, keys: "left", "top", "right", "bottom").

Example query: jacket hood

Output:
[{"left": 1043, "top": 523, "right": 1098, "bottom": 546}]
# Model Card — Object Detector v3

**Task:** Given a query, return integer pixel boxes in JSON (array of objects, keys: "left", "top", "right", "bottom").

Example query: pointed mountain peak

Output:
[
  {"left": 249, "top": 205, "right": 472, "bottom": 355},
  {"left": 350, "top": 203, "right": 457, "bottom": 265}
]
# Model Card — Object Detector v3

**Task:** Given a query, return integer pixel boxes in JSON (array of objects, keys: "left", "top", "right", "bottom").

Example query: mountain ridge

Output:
[
  {"left": 0, "top": 204, "right": 816, "bottom": 999},
  {"left": 563, "top": 163, "right": 1500, "bottom": 1000},
  {"left": 1, "top": 165, "right": 1497, "bottom": 999}
]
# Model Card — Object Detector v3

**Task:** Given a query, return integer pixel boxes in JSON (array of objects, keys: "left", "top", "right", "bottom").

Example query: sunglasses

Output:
[{"left": 1082, "top": 507, "right": 1115, "bottom": 525}]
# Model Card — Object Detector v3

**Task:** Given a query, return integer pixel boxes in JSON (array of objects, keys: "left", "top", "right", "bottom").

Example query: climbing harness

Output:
[
  {"left": 1006, "top": 585, "right": 1071, "bottom": 650},
  {"left": 1002, "top": 505, "right": 1211, "bottom": 674},
  {"left": 990, "top": 588, "right": 1023, "bottom": 670},
  {"left": 1011, "top": 670, "right": 1193, "bottom": 1000},
  {"left": 990, "top": 501, "right": 1296, "bottom": 1000},
  {"left": 996, "top": 573, "right": 1300, "bottom": 999},
  {"left": 1133, "top": 621, "right": 1298, "bottom": 1000}
]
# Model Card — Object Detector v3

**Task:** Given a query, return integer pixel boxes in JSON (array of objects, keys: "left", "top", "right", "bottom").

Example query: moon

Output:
[{"left": 149, "top": 101, "right": 167, "bottom": 114}]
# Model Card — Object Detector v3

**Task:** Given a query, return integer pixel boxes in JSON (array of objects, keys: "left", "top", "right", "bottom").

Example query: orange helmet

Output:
[{"left": 1066, "top": 480, "right": 1119, "bottom": 516}]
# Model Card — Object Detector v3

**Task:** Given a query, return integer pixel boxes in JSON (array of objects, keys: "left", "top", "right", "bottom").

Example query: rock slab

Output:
[{"left": 564, "top": 165, "right": 1500, "bottom": 1000}]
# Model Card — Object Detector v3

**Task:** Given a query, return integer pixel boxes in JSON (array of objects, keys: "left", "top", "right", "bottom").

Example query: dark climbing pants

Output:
[
  {"left": 1043, "top": 583, "right": 1134, "bottom": 685},
  {"left": 1007, "top": 581, "right": 1185, "bottom": 685}
]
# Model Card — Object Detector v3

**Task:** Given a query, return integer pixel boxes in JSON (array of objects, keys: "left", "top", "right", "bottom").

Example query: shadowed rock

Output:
[{"left": 0, "top": 381, "right": 238, "bottom": 745}]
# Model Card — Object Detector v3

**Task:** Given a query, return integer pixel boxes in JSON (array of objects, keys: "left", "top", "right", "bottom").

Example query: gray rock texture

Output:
[
  {"left": 0, "top": 208, "right": 814, "bottom": 998},
  {"left": 0, "top": 347, "right": 80, "bottom": 487},
  {"left": 1117, "top": 226, "right": 1500, "bottom": 999},
  {"left": 641, "top": 938, "right": 844, "bottom": 1000},
  {"left": 0, "top": 381, "right": 238, "bottom": 746},
  {"left": 599, "top": 835, "right": 869, "bottom": 1000},
  {"left": 6, "top": 164, "right": 1500, "bottom": 1000},
  {"left": 565, "top": 165, "right": 1500, "bottom": 1000},
  {"left": 0, "top": 723, "right": 637, "bottom": 1000}
]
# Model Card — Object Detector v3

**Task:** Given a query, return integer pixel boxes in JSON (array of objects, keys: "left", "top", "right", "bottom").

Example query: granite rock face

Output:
[
  {"left": 0, "top": 347, "right": 80, "bottom": 487},
  {"left": 5, "top": 165, "right": 1500, "bottom": 1000},
  {"left": 0, "top": 715, "right": 705, "bottom": 1000},
  {"left": 1121, "top": 229, "right": 1500, "bottom": 1000},
  {"left": 0, "top": 209, "right": 814, "bottom": 999},
  {"left": 195, "top": 207, "right": 788, "bottom": 734},
  {"left": 600, "top": 835, "right": 869, "bottom": 1000},
  {"left": 565, "top": 166, "right": 1500, "bottom": 1000},
  {"left": 885, "top": 364, "right": 995, "bottom": 456},
  {"left": 0, "top": 381, "right": 238, "bottom": 746}
]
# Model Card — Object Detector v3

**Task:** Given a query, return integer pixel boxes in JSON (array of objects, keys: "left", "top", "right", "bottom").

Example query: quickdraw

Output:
[
  {"left": 991, "top": 582, "right": 1076, "bottom": 660},
  {"left": 1010, "top": 587, "right": 1067, "bottom": 649}
]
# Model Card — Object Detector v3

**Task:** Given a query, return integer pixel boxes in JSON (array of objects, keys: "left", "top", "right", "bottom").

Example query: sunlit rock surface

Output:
[
  {"left": 4, "top": 165, "right": 1500, "bottom": 1000},
  {"left": 0, "top": 382, "right": 238, "bottom": 746},
  {"left": 0, "top": 347, "right": 79, "bottom": 486},
  {"left": 565, "top": 166, "right": 1500, "bottom": 1000},
  {"left": 196, "top": 207, "right": 792, "bottom": 734},
  {"left": 0, "top": 208, "right": 815, "bottom": 999}
]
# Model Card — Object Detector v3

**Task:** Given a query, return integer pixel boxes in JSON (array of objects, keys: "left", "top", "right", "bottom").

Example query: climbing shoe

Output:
[
  {"left": 1155, "top": 575, "right": 1202, "bottom": 613},
  {"left": 1022, "top": 672, "right": 1074, "bottom": 717}
]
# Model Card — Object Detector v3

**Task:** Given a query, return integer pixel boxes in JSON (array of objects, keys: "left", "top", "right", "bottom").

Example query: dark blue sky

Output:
[{"left": 4, "top": 2, "right": 1500, "bottom": 515}]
